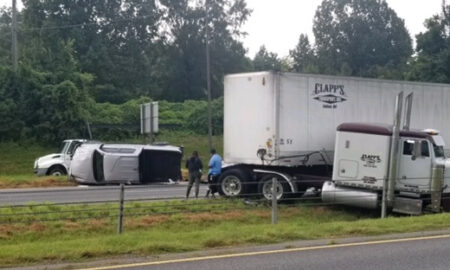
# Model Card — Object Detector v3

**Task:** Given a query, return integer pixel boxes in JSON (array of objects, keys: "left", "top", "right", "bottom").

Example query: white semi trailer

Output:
[{"left": 217, "top": 71, "right": 450, "bottom": 212}]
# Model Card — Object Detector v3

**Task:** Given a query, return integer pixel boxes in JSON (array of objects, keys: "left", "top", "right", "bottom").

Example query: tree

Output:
[
  {"left": 289, "top": 34, "right": 318, "bottom": 73},
  {"left": 313, "top": 0, "right": 412, "bottom": 77},
  {"left": 20, "top": 0, "right": 163, "bottom": 103},
  {"left": 407, "top": 1, "right": 450, "bottom": 83},
  {"left": 252, "top": 46, "right": 282, "bottom": 71},
  {"left": 159, "top": 0, "right": 252, "bottom": 101}
]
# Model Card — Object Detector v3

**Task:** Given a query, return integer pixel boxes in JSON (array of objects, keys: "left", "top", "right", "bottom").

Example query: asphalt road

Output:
[
  {"left": 0, "top": 183, "right": 209, "bottom": 205},
  {"left": 86, "top": 235, "right": 450, "bottom": 270}
]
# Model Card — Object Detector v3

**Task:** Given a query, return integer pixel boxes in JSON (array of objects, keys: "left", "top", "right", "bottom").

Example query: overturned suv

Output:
[{"left": 68, "top": 143, "right": 182, "bottom": 184}]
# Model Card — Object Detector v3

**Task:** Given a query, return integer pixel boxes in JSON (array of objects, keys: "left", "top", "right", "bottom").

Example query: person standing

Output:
[
  {"left": 206, "top": 148, "right": 222, "bottom": 198},
  {"left": 186, "top": 151, "right": 203, "bottom": 199}
]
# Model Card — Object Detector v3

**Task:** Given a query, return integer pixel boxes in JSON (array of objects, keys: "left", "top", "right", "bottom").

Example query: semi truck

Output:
[{"left": 216, "top": 71, "right": 450, "bottom": 213}]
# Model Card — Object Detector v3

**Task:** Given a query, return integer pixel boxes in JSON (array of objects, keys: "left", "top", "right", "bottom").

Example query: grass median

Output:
[{"left": 1, "top": 198, "right": 450, "bottom": 267}]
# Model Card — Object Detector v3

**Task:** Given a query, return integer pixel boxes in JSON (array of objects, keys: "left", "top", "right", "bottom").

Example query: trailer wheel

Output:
[
  {"left": 258, "top": 175, "right": 290, "bottom": 201},
  {"left": 218, "top": 168, "right": 250, "bottom": 197}
]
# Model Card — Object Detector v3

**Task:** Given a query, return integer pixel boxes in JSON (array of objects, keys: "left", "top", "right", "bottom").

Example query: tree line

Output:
[{"left": 0, "top": 0, "right": 449, "bottom": 143}]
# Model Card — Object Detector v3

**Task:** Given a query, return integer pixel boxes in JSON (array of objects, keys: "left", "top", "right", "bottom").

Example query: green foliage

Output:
[
  {"left": 89, "top": 98, "right": 223, "bottom": 140},
  {"left": 407, "top": 3, "right": 450, "bottom": 83},
  {"left": 252, "top": 46, "right": 282, "bottom": 71},
  {"left": 312, "top": 0, "right": 412, "bottom": 77},
  {"left": 184, "top": 97, "right": 224, "bottom": 135},
  {"left": 289, "top": 34, "right": 318, "bottom": 73},
  {"left": 0, "top": 1, "right": 249, "bottom": 143},
  {"left": 12, "top": 0, "right": 252, "bottom": 103}
]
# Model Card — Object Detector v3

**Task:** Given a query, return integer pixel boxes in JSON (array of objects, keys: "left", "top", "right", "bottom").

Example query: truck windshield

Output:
[
  {"left": 433, "top": 144, "right": 445, "bottom": 158},
  {"left": 59, "top": 142, "right": 70, "bottom": 153}
]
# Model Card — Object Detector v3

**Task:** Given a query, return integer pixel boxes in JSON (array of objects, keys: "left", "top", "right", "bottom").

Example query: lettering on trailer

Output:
[
  {"left": 362, "top": 176, "right": 377, "bottom": 184},
  {"left": 279, "top": 138, "right": 293, "bottom": 145},
  {"left": 361, "top": 154, "right": 381, "bottom": 168},
  {"left": 312, "top": 83, "right": 347, "bottom": 109}
]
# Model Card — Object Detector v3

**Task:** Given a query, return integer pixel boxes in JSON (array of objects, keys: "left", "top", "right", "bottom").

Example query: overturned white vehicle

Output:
[{"left": 69, "top": 143, "right": 183, "bottom": 184}]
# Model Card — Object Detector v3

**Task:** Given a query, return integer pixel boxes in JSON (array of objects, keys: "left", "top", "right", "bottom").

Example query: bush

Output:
[{"left": 88, "top": 97, "right": 224, "bottom": 140}]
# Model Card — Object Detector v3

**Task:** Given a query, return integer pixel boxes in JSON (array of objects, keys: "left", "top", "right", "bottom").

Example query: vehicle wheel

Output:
[
  {"left": 258, "top": 175, "right": 290, "bottom": 201},
  {"left": 48, "top": 167, "right": 66, "bottom": 176},
  {"left": 218, "top": 168, "right": 250, "bottom": 197}
]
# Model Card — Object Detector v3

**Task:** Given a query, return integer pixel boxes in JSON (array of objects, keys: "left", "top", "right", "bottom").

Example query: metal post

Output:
[
  {"left": 118, "top": 184, "right": 125, "bottom": 234},
  {"left": 150, "top": 103, "right": 153, "bottom": 144},
  {"left": 141, "top": 104, "right": 146, "bottom": 144},
  {"left": 272, "top": 177, "right": 277, "bottom": 225},
  {"left": 205, "top": 0, "right": 213, "bottom": 151},
  {"left": 11, "top": 0, "right": 18, "bottom": 72},
  {"left": 86, "top": 121, "right": 93, "bottom": 140}
]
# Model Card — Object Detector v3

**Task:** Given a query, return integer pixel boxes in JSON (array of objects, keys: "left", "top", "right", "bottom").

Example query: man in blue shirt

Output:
[{"left": 206, "top": 148, "right": 222, "bottom": 198}]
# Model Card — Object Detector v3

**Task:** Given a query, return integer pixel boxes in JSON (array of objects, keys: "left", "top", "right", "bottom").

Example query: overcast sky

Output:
[
  {"left": 242, "top": 0, "right": 444, "bottom": 57},
  {"left": 0, "top": 0, "right": 445, "bottom": 58}
]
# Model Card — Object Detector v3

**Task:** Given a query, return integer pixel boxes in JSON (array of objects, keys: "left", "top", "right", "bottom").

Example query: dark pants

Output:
[
  {"left": 186, "top": 171, "right": 201, "bottom": 198},
  {"left": 206, "top": 173, "right": 219, "bottom": 197}
]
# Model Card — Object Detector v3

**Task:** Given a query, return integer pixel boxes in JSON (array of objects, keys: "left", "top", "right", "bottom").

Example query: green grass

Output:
[
  {"left": 1, "top": 199, "right": 450, "bottom": 267},
  {"left": 0, "top": 142, "right": 56, "bottom": 176}
]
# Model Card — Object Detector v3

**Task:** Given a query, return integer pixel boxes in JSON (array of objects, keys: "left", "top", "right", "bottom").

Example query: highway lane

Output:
[
  {"left": 84, "top": 234, "right": 450, "bottom": 270},
  {"left": 0, "top": 183, "right": 209, "bottom": 205}
]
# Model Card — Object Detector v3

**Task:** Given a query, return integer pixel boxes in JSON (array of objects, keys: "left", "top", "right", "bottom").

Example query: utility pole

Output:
[
  {"left": 11, "top": 0, "right": 18, "bottom": 72},
  {"left": 205, "top": 0, "right": 213, "bottom": 151}
]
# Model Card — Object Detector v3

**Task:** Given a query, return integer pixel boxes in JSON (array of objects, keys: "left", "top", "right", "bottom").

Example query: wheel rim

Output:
[
  {"left": 262, "top": 179, "right": 284, "bottom": 200},
  {"left": 51, "top": 171, "right": 62, "bottom": 176},
  {"left": 221, "top": 175, "right": 242, "bottom": 196}
]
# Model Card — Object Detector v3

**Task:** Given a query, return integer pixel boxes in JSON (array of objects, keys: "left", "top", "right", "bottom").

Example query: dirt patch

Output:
[
  {"left": 88, "top": 219, "right": 108, "bottom": 230},
  {"left": 0, "top": 224, "right": 17, "bottom": 239},
  {"left": 126, "top": 215, "right": 171, "bottom": 229},
  {"left": 64, "top": 221, "right": 82, "bottom": 230},
  {"left": 0, "top": 177, "right": 76, "bottom": 189},
  {"left": 253, "top": 210, "right": 271, "bottom": 218},
  {"left": 183, "top": 210, "right": 245, "bottom": 222},
  {"left": 29, "top": 222, "right": 46, "bottom": 232}
]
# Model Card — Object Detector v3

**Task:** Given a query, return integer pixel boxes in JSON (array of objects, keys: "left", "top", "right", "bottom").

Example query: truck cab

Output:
[
  {"left": 322, "top": 123, "right": 450, "bottom": 214},
  {"left": 34, "top": 139, "right": 87, "bottom": 176}
]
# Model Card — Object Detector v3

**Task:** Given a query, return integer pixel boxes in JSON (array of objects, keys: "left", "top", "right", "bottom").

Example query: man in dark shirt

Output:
[{"left": 186, "top": 151, "right": 203, "bottom": 199}]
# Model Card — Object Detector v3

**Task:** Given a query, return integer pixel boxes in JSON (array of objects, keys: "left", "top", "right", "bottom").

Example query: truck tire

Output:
[
  {"left": 218, "top": 168, "right": 250, "bottom": 197},
  {"left": 258, "top": 175, "right": 290, "bottom": 201},
  {"left": 48, "top": 166, "right": 66, "bottom": 176}
]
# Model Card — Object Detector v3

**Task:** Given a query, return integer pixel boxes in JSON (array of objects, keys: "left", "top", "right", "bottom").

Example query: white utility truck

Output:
[
  {"left": 218, "top": 71, "right": 450, "bottom": 214},
  {"left": 34, "top": 139, "right": 87, "bottom": 176}
]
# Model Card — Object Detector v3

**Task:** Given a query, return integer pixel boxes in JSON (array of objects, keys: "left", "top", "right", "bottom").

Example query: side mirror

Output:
[{"left": 412, "top": 140, "right": 421, "bottom": 160}]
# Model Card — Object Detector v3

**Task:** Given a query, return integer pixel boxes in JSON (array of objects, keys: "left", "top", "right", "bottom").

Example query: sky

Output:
[
  {"left": 0, "top": 0, "right": 445, "bottom": 58},
  {"left": 242, "top": 0, "right": 444, "bottom": 57}
]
